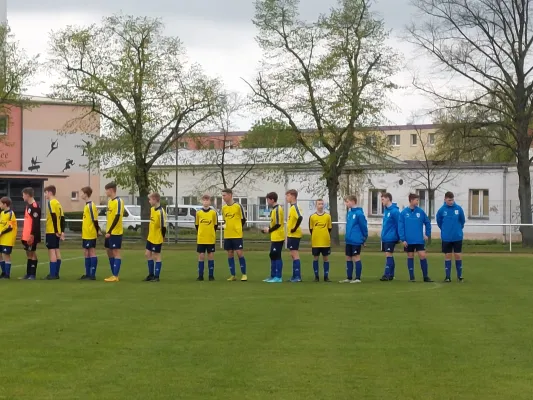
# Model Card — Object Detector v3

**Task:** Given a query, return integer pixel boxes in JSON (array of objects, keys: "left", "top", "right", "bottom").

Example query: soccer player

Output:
[
  {"left": 285, "top": 189, "right": 303, "bottom": 282},
  {"left": 44, "top": 185, "right": 65, "bottom": 280},
  {"left": 309, "top": 199, "right": 332, "bottom": 282},
  {"left": 195, "top": 194, "right": 218, "bottom": 281},
  {"left": 436, "top": 191, "right": 465, "bottom": 282},
  {"left": 80, "top": 186, "right": 101, "bottom": 280},
  {"left": 340, "top": 195, "right": 367, "bottom": 283},
  {"left": 20, "top": 187, "right": 41, "bottom": 280},
  {"left": 262, "top": 192, "right": 284, "bottom": 283},
  {"left": 103, "top": 182, "right": 124, "bottom": 282},
  {"left": 0, "top": 197, "right": 17, "bottom": 279},
  {"left": 221, "top": 188, "right": 247, "bottom": 281},
  {"left": 398, "top": 193, "right": 433, "bottom": 282},
  {"left": 380, "top": 192, "right": 400, "bottom": 281},
  {"left": 145, "top": 192, "right": 167, "bottom": 282}
]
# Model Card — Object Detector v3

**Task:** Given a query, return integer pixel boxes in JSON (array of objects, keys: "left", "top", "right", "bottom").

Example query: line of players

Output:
[{"left": 0, "top": 183, "right": 465, "bottom": 283}]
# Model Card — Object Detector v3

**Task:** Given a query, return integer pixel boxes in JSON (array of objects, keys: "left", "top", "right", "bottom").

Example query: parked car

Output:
[
  {"left": 96, "top": 205, "right": 142, "bottom": 232},
  {"left": 166, "top": 205, "right": 223, "bottom": 229}
]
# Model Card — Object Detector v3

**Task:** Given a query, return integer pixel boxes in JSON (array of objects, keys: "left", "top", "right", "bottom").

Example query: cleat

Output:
[
  {"left": 43, "top": 275, "right": 58, "bottom": 280},
  {"left": 263, "top": 277, "right": 273, "bottom": 282},
  {"left": 151, "top": 277, "right": 160, "bottom": 282},
  {"left": 339, "top": 278, "right": 352, "bottom": 283},
  {"left": 208, "top": 276, "right": 215, "bottom": 281},
  {"left": 267, "top": 277, "right": 282, "bottom": 283},
  {"left": 144, "top": 275, "right": 154, "bottom": 282},
  {"left": 444, "top": 278, "right": 451, "bottom": 283},
  {"left": 288, "top": 277, "right": 302, "bottom": 283},
  {"left": 241, "top": 274, "right": 248, "bottom": 281},
  {"left": 0, "top": 272, "right": 4, "bottom": 279},
  {"left": 196, "top": 276, "right": 204, "bottom": 281},
  {"left": 409, "top": 279, "right": 416, "bottom": 282},
  {"left": 25, "top": 275, "right": 36, "bottom": 280},
  {"left": 227, "top": 276, "right": 237, "bottom": 281},
  {"left": 350, "top": 279, "right": 361, "bottom": 283},
  {"left": 79, "top": 275, "right": 91, "bottom": 280},
  {"left": 104, "top": 275, "right": 119, "bottom": 282},
  {"left": 314, "top": 277, "right": 319, "bottom": 282},
  {"left": 458, "top": 277, "right": 464, "bottom": 282},
  {"left": 323, "top": 277, "right": 331, "bottom": 282},
  {"left": 389, "top": 276, "right": 395, "bottom": 280},
  {"left": 380, "top": 275, "right": 390, "bottom": 281},
  {"left": 423, "top": 277, "right": 433, "bottom": 282},
  {"left": 88, "top": 276, "right": 96, "bottom": 280}
]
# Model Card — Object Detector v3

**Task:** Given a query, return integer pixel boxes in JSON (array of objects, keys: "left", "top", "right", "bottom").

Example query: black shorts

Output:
[
  {"left": 405, "top": 243, "right": 426, "bottom": 253},
  {"left": 442, "top": 241, "right": 462, "bottom": 254},
  {"left": 197, "top": 244, "right": 216, "bottom": 253},
  {"left": 287, "top": 238, "right": 300, "bottom": 250},
  {"left": 312, "top": 247, "right": 330, "bottom": 257},
  {"left": 381, "top": 242, "right": 397, "bottom": 253},
  {"left": 269, "top": 241, "right": 284, "bottom": 259},
  {"left": 0, "top": 246, "right": 12, "bottom": 255},
  {"left": 45, "top": 233, "right": 60, "bottom": 249},
  {"left": 345, "top": 244, "right": 362, "bottom": 256},
  {"left": 223, "top": 238, "right": 243, "bottom": 251},
  {"left": 82, "top": 239, "right": 97, "bottom": 249},
  {"left": 104, "top": 235, "right": 123, "bottom": 249},
  {"left": 146, "top": 241, "right": 162, "bottom": 253},
  {"left": 22, "top": 240, "right": 37, "bottom": 252}
]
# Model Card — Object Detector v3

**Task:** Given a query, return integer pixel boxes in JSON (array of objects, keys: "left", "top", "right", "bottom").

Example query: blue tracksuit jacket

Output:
[
  {"left": 436, "top": 202, "right": 465, "bottom": 242},
  {"left": 381, "top": 203, "right": 400, "bottom": 243},
  {"left": 398, "top": 206, "right": 431, "bottom": 245},
  {"left": 345, "top": 207, "right": 368, "bottom": 245}
]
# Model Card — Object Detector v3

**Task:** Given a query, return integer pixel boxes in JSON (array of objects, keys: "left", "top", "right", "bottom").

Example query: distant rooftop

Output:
[{"left": 24, "top": 95, "right": 92, "bottom": 107}]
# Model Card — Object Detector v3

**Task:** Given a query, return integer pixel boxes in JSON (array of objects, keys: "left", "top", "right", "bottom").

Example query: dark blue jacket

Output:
[
  {"left": 381, "top": 203, "right": 400, "bottom": 243},
  {"left": 399, "top": 206, "right": 431, "bottom": 244},
  {"left": 436, "top": 202, "right": 465, "bottom": 242},
  {"left": 345, "top": 207, "right": 368, "bottom": 245}
]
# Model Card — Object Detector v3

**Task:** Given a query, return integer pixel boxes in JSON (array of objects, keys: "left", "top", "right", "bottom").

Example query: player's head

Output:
[
  {"left": 148, "top": 192, "right": 161, "bottom": 207},
  {"left": 266, "top": 192, "right": 278, "bottom": 207},
  {"left": 22, "top": 187, "right": 34, "bottom": 203},
  {"left": 104, "top": 182, "right": 117, "bottom": 198},
  {"left": 381, "top": 192, "right": 392, "bottom": 207},
  {"left": 44, "top": 185, "right": 56, "bottom": 200},
  {"left": 80, "top": 186, "right": 92, "bottom": 201},
  {"left": 201, "top": 194, "right": 211, "bottom": 208},
  {"left": 444, "top": 191, "right": 455, "bottom": 206},
  {"left": 344, "top": 194, "right": 357, "bottom": 208},
  {"left": 222, "top": 188, "right": 233, "bottom": 204},
  {"left": 285, "top": 189, "right": 298, "bottom": 204},
  {"left": 408, "top": 193, "right": 419, "bottom": 207},
  {"left": 0, "top": 196, "right": 11, "bottom": 210},
  {"left": 316, "top": 199, "right": 324, "bottom": 213}
]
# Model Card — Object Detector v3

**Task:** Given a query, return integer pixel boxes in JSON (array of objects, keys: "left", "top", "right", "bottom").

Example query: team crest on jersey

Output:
[
  {"left": 387, "top": 213, "right": 390, "bottom": 217},
  {"left": 353, "top": 215, "right": 356, "bottom": 219},
  {"left": 416, "top": 213, "right": 420, "bottom": 218},
  {"left": 33, "top": 212, "right": 38, "bottom": 218},
  {"left": 443, "top": 211, "right": 447, "bottom": 216},
  {"left": 455, "top": 210, "right": 459, "bottom": 215}
]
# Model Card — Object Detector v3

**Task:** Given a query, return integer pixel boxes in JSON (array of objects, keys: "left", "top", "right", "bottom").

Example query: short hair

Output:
[
  {"left": 316, "top": 198, "right": 324, "bottom": 203},
  {"left": 408, "top": 193, "right": 419, "bottom": 202},
  {"left": 344, "top": 195, "right": 357, "bottom": 203},
  {"left": 149, "top": 192, "right": 161, "bottom": 202},
  {"left": 44, "top": 185, "right": 56, "bottom": 195},
  {"left": 22, "top": 187, "right": 34, "bottom": 197},
  {"left": 381, "top": 192, "right": 392, "bottom": 201},
  {"left": 266, "top": 192, "right": 278, "bottom": 202},
  {"left": 104, "top": 182, "right": 117, "bottom": 190},
  {"left": 201, "top": 194, "right": 211, "bottom": 201},
  {"left": 0, "top": 197, "right": 11, "bottom": 207},
  {"left": 445, "top": 191, "right": 454, "bottom": 199},
  {"left": 81, "top": 186, "right": 93, "bottom": 197},
  {"left": 222, "top": 188, "right": 233, "bottom": 195},
  {"left": 285, "top": 189, "right": 298, "bottom": 198}
]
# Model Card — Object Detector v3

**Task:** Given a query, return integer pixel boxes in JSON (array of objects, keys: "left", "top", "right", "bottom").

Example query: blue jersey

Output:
[
  {"left": 381, "top": 203, "right": 400, "bottom": 243},
  {"left": 399, "top": 206, "right": 431, "bottom": 245},
  {"left": 436, "top": 202, "right": 465, "bottom": 242},
  {"left": 345, "top": 207, "right": 368, "bottom": 245}
]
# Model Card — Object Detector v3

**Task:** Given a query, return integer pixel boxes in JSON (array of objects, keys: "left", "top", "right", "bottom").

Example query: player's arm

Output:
[
  {"left": 160, "top": 210, "right": 167, "bottom": 238},
  {"left": 195, "top": 211, "right": 199, "bottom": 231},
  {"left": 423, "top": 211, "right": 431, "bottom": 237},
  {"left": 436, "top": 208, "right": 443, "bottom": 229},
  {"left": 50, "top": 202, "right": 60, "bottom": 234},
  {"left": 290, "top": 207, "right": 303, "bottom": 233},
  {"left": 59, "top": 206, "right": 65, "bottom": 233},
  {"left": 239, "top": 204, "right": 247, "bottom": 227},
  {"left": 213, "top": 210, "right": 218, "bottom": 231},
  {"left": 30, "top": 206, "right": 41, "bottom": 238},
  {"left": 90, "top": 204, "right": 101, "bottom": 234},
  {"left": 107, "top": 200, "right": 121, "bottom": 234},
  {"left": 308, "top": 215, "right": 313, "bottom": 236},
  {"left": 459, "top": 207, "right": 466, "bottom": 229},
  {"left": 269, "top": 206, "right": 282, "bottom": 232},
  {"left": 0, "top": 217, "right": 12, "bottom": 235},
  {"left": 327, "top": 215, "right": 332, "bottom": 233},
  {"left": 358, "top": 212, "right": 368, "bottom": 243},
  {"left": 398, "top": 212, "right": 406, "bottom": 242}
]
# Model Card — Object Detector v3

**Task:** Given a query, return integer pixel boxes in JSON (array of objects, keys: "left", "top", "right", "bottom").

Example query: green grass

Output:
[{"left": 1, "top": 248, "right": 532, "bottom": 399}]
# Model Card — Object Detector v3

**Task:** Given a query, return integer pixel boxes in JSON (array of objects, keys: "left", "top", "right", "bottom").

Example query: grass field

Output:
[{"left": 1, "top": 248, "right": 532, "bottom": 399}]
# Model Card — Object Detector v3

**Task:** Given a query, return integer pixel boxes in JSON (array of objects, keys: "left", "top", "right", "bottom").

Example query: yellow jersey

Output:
[
  {"left": 309, "top": 212, "right": 332, "bottom": 248},
  {"left": 46, "top": 198, "right": 63, "bottom": 234},
  {"left": 82, "top": 201, "right": 99, "bottom": 240},
  {"left": 196, "top": 208, "right": 218, "bottom": 244},
  {"left": 106, "top": 197, "right": 124, "bottom": 235},
  {"left": 222, "top": 202, "right": 245, "bottom": 239},
  {"left": 0, "top": 209, "right": 17, "bottom": 247},
  {"left": 148, "top": 206, "right": 167, "bottom": 245},
  {"left": 269, "top": 204, "right": 285, "bottom": 242},
  {"left": 287, "top": 203, "right": 303, "bottom": 238}
]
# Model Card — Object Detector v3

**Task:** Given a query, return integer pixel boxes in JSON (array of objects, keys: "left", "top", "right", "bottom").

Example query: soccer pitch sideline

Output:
[{"left": 1, "top": 250, "right": 532, "bottom": 400}]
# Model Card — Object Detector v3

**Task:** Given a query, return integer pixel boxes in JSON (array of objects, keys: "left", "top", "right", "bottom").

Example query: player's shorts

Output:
[
  {"left": 146, "top": 241, "right": 162, "bottom": 253},
  {"left": 82, "top": 239, "right": 97, "bottom": 249},
  {"left": 0, "top": 245, "right": 12, "bottom": 254},
  {"left": 287, "top": 237, "right": 300, "bottom": 250},
  {"left": 405, "top": 243, "right": 426, "bottom": 253},
  {"left": 312, "top": 247, "right": 330, "bottom": 257},
  {"left": 223, "top": 238, "right": 243, "bottom": 251},
  {"left": 21, "top": 240, "right": 37, "bottom": 252},
  {"left": 381, "top": 242, "right": 397, "bottom": 253},
  {"left": 442, "top": 241, "right": 462, "bottom": 254},
  {"left": 197, "top": 243, "right": 216, "bottom": 253},
  {"left": 269, "top": 241, "right": 284, "bottom": 259},
  {"left": 104, "top": 235, "right": 123, "bottom": 249},
  {"left": 345, "top": 244, "right": 362, "bottom": 256},
  {"left": 45, "top": 233, "right": 60, "bottom": 249}
]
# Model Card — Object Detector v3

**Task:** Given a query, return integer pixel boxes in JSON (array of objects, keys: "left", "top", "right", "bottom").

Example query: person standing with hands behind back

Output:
[
  {"left": 340, "top": 195, "right": 367, "bottom": 283},
  {"left": 103, "top": 182, "right": 124, "bottom": 282},
  {"left": 285, "top": 189, "right": 303, "bottom": 282}
]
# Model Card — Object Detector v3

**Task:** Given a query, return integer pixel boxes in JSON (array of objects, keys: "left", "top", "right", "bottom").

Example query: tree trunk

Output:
[
  {"left": 516, "top": 151, "right": 533, "bottom": 247},
  {"left": 136, "top": 167, "right": 151, "bottom": 240},
  {"left": 326, "top": 177, "right": 340, "bottom": 246}
]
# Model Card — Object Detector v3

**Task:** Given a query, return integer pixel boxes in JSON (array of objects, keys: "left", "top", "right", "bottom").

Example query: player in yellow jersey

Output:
[
  {"left": 309, "top": 199, "right": 332, "bottom": 282},
  {"left": 0, "top": 197, "right": 17, "bottom": 279},
  {"left": 104, "top": 182, "right": 124, "bottom": 282},
  {"left": 80, "top": 186, "right": 101, "bottom": 280},
  {"left": 44, "top": 185, "right": 65, "bottom": 280},
  {"left": 221, "top": 188, "right": 247, "bottom": 281},
  {"left": 195, "top": 194, "right": 218, "bottom": 281},
  {"left": 261, "top": 192, "right": 284, "bottom": 283},
  {"left": 145, "top": 192, "right": 167, "bottom": 282},
  {"left": 286, "top": 189, "right": 303, "bottom": 282}
]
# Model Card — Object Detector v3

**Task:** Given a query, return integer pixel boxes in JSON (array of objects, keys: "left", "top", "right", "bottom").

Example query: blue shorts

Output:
[
  {"left": 104, "top": 235, "right": 123, "bottom": 249},
  {"left": 312, "top": 247, "right": 330, "bottom": 257},
  {"left": 45, "top": 233, "right": 60, "bottom": 249},
  {"left": 0, "top": 246, "right": 12, "bottom": 254},
  {"left": 197, "top": 244, "right": 216, "bottom": 253},
  {"left": 269, "top": 241, "right": 284, "bottom": 259},
  {"left": 381, "top": 242, "right": 397, "bottom": 253},
  {"left": 287, "top": 238, "right": 300, "bottom": 250},
  {"left": 405, "top": 243, "right": 425, "bottom": 253},
  {"left": 442, "top": 241, "right": 462, "bottom": 254},
  {"left": 82, "top": 239, "right": 97, "bottom": 249},
  {"left": 345, "top": 244, "right": 362, "bottom": 256},
  {"left": 146, "top": 241, "right": 162, "bottom": 253},
  {"left": 224, "top": 238, "right": 243, "bottom": 251}
]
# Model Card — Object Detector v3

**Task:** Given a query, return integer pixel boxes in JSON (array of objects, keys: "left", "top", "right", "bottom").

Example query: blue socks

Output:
[
  {"left": 0, "top": 261, "right": 5, "bottom": 275},
  {"left": 208, "top": 260, "right": 214, "bottom": 277},
  {"left": 407, "top": 258, "right": 415, "bottom": 280},
  {"left": 355, "top": 261, "right": 362, "bottom": 279},
  {"left": 199, "top": 260, "right": 215, "bottom": 277},
  {"left": 456, "top": 260, "right": 463, "bottom": 279},
  {"left": 155, "top": 262, "right": 162, "bottom": 277},
  {"left": 84, "top": 257, "right": 91, "bottom": 276},
  {"left": 5, "top": 262, "right": 10, "bottom": 276},
  {"left": 390, "top": 257, "right": 396, "bottom": 277},
  {"left": 346, "top": 261, "right": 354, "bottom": 280},
  {"left": 109, "top": 257, "right": 115, "bottom": 274},
  {"left": 420, "top": 259, "right": 428, "bottom": 278},
  {"left": 270, "top": 260, "right": 275, "bottom": 278},
  {"left": 113, "top": 259, "right": 121, "bottom": 276},
  {"left": 313, "top": 260, "right": 319, "bottom": 277},
  {"left": 384, "top": 256, "right": 394, "bottom": 277},
  {"left": 276, "top": 259, "right": 283, "bottom": 278},
  {"left": 292, "top": 259, "right": 301, "bottom": 278},
  {"left": 198, "top": 261, "right": 205, "bottom": 277},
  {"left": 90, "top": 257, "right": 97, "bottom": 277},
  {"left": 57, "top": 259, "right": 62, "bottom": 276},
  {"left": 445, "top": 260, "right": 452, "bottom": 279},
  {"left": 148, "top": 259, "right": 155, "bottom": 275},
  {"left": 49, "top": 261, "right": 57, "bottom": 277},
  {"left": 239, "top": 257, "right": 246, "bottom": 275},
  {"left": 228, "top": 258, "right": 236, "bottom": 276},
  {"left": 324, "top": 261, "right": 330, "bottom": 278}
]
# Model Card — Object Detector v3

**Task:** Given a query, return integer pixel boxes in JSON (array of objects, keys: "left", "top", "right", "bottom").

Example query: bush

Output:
[{"left": 64, "top": 211, "right": 83, "bottom": 232}]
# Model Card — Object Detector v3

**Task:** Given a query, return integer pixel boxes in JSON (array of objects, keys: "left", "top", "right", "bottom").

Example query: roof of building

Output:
[
  {"left": 24, "top": 95, "right": 93, "bottom": 107},
  {"left": 0, "top": 171, "right": 69, "bottom": 179}
]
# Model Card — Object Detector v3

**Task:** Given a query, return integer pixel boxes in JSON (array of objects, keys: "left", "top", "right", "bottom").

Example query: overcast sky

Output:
[{"left": 7, "top": 0, "right": 433, "bottom": 129}]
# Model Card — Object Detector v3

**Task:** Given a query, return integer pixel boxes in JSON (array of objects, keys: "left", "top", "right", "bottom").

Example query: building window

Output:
[
  {"left": 416, "top": 189, "right": 435, "bottom": 217},
  {"left": 258, "top": 196, "right": 269, "bottom": 218},
  {"left": 234, "top": 197, "right": 248, "bottom": 217},
  {"left": 365, "top": 135, "right": 376, "bottom": 147},
  {"left": 388, "top": 134, "right": 400, "bottom": 147},
  {"left": 210, "top": 196, "right": 223, "bottom": 211},
  {"left": 369, "top": 189, "right": 386, "bottom": 216},
  {"left": 208, "top": 141, "right": 215, "bottom": 149},
  {"left": 183, "top": 196, "right": 198, "bottom": 205},
  {"left": 0, "top": 116, "right": 7, "bottom": 135},
  {"left": 410, "top": 134, "right": 417, "bottom": 146},
  {"left": 469, "top": 189, "right": 489, "bottom": 218},
  {"left": 178, "top": 141, "right": 188, "bottom": 149},
  {"left": 71, "top": 191, "right": 79, "bottom": 201},
  {"left": 428, "top": 133, "right": 436, "bottom": 146},
  {"left": 224, "top": 140, "right": 234, "bottom": 149}
]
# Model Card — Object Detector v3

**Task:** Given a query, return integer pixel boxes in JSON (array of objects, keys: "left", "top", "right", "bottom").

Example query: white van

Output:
[
  {"left": 166, "top": 205, "right": 222, "bottom": 229},
  {"left": 96, "top": 205, "right": 142, "bottom": 232}
]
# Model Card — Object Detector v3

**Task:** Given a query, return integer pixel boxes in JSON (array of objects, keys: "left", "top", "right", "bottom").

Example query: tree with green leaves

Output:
[
  {"left": 48, "top": 15, "right": 222, "bottom": 235},
  {"left": 241, "top": 118, "right": 299, "bottom": 148},
  {"left": 246, "top": 0, "right": 399, "bottom": 244}
]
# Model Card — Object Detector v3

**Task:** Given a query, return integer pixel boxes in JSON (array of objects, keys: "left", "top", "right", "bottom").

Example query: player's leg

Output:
[
  {"left": 0, "top": 251, "right": 5, "bottom": 278},
  {"left": 105, "top": 237, "right": 115, "bottom": 275},
  {"left": 312, "top": 247, "right": 320, "bottom": 281},
  {"left": 105, "top": 236, "right": 122, "bottom": 282},
  {"left": 380, "top": 242, "right": 390, "bottom": 280},
  {"left": 454, "top": 241, "right": 463, "bottom": 281},
  {"left": 197, "top": 245, "right": 206, "bottom": 280},
  {"left": 144, "top": 243, "right": 155, "bottom": 281},
  {"left": 236, "top": 245, "right": 247, "bottom": 281},
  {"left": 225, "top": 240, "right": 237, "bottom": 280},
  {"left": 207, "top": 245, "right": 215, "bottom": 280},
  {"left": 340, "top": 245, "right": 354, "bottom": 282},
  {"left": 406, "top": 245, "right": 416, "bottom": 281},
  {"left": 267, "top": 241, "right": 283, "bottom": 283},
  {"left": 265, "top": 242, "right": 276, "bottom": 281},
  {"left": 350, "top": 249, "right": 362, "bottom": 283},
  {"left": 152, "top": 247, "right": 162, "bottom": 282},
  {"left": 82, "top": 246, "right": 91, "bottom": 279},
  {"left": 46, "top": 234, "right": 58, "bottom": 280},
  {"left": 418, "top": 248, "right": 432, "bottom": 282},
  {"left": 55, "top": 248, "right": 62, "bottom": 278},
  {"left": 88, "top": 245, "right": 98, "bottom": 279},
  {"left": 30, "top": 246, "right": 38, "bottom": 279},
  {"left": 443, "top": 241, "right": 452, "bottom": 282},
  {"left": 3, "top": 251, "right": 11, "bottom": 278},
  {"left": 289, "top": 248, "right": 301, "bottom": 282},
  {"left": 323, "top": 249, "right": 331, "bottom": 282}
]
